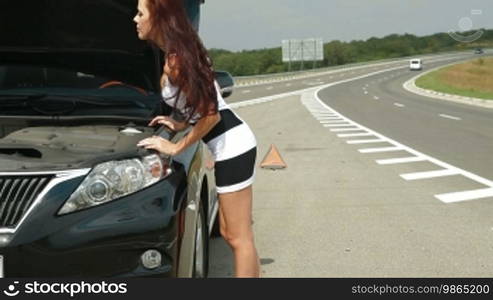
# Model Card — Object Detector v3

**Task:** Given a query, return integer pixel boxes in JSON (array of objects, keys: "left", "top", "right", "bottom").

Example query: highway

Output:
[
  {"left": 229, "top": 51, "right": 493, "bottom": 199},
  {"left": 316, "top": 56, "right": 493, "bottom": 183},
  {"left": 209, "top": 51, "right": 493, "bottom": 277}
]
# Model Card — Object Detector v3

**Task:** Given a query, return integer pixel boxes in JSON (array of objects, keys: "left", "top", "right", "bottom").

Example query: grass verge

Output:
[{"left": 415, "top": 57, "right": 493, "bottom": 100}]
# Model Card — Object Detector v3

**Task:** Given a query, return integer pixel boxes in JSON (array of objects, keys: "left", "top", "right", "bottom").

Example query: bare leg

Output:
[{"left": 218, "top": 185, "right": 260, "bottom": 277}]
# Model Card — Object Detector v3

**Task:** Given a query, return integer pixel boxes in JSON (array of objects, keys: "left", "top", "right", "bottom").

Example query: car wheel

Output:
[
  {"left": 211, "top": 212, "right": 221, "bottom": 238},
  {"left": 192, "top": 203, "right": 209, "bottom": 278}
]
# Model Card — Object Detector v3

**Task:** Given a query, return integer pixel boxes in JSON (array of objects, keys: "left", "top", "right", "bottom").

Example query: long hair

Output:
[{"left": 146, "top": 0, "right": 218, "bottom": 122}]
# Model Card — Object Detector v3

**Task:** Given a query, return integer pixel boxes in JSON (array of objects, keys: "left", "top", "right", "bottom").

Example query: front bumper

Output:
[{"left": 0, "top": 170, "right": 185, "bottom": 277}]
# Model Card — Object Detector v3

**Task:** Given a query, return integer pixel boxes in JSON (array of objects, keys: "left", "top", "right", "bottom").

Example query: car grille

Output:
[{"left": 0, "top": 175, "right": 53, "bottom": 228}]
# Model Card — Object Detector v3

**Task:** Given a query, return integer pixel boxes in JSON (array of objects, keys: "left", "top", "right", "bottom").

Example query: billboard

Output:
[{"left": 282, "top": 38, "right": 324, "bottom": 62}]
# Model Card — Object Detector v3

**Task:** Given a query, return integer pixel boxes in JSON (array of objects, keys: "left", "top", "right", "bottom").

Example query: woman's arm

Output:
[
  {"left": 149, "top": 115, "right": 190, "bottom": 131},
  {"left": 137, "top": 112, "right": 221, "bottom": 156},
  {"left": 174, "top": 112, "right": 220, "bottom": 154}
]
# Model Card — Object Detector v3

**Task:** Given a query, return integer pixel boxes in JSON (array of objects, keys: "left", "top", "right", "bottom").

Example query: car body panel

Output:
[
  {"left": 215, "top": 70, "right": 235, "bottom": 98},
  {"left": 0, "top": 0, "right": 217, "bottom": 277}
]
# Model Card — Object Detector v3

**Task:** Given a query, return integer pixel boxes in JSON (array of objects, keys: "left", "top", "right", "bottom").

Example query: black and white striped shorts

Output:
[{"left": 202, "top": 109, "right": 257, "bottom": 194}]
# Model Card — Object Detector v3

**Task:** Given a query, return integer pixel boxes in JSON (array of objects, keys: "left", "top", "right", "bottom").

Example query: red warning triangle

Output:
[{"left": 260, "top": 144, "right": 287, "bottom": 170}]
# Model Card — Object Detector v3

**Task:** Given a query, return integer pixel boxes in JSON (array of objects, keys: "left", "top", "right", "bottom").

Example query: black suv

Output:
[{"left": 0, "top": 0, "right": 228, "bottom": 277}]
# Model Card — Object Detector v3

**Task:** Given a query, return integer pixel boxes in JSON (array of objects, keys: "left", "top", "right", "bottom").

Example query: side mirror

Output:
[{"left": 214, "top": 70, "right": 234, "bottom": 98}]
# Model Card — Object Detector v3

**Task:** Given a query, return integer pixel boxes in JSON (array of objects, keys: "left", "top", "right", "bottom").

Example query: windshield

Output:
[{"left": 0, "top": 64, "right": 160, "bottom": 118}]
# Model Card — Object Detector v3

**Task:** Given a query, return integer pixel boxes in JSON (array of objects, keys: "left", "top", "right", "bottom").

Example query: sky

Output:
[{"left": 199, "top": 0, "right": 493, "bottom": 51}]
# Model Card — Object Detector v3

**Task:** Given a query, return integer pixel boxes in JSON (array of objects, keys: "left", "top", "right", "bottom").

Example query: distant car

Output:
[
  {"left": 409, "top": 58, "right": 423, "bottom": 71},
  {"left": 474, "top": 48, "right": 484, "bottom": 54},
  {"left": 215, "top": 70, "right": 234, "bottom": 98}
]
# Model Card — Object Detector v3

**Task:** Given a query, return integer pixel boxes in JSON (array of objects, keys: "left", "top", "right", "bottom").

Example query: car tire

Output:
[
  {"left": 211, "top": 212, "right": 221, "bottom": 238},
  {"left": 192, "top": 202, "right": 209, "bottom": 278}
]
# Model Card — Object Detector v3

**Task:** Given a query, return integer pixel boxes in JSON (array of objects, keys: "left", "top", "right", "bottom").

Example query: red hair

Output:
[{"left": 146, "top": 0, "right": 218, "bottom": 122}]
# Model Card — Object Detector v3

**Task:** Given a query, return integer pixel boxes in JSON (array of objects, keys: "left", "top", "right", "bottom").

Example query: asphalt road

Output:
[
  {"left": 229, "top": 50, "right": 493, "bottom": 187},
  {"left": 209, "top": 51, "right": 493, "bottom": 277},
  {"left": 227, "top": 52, "right": 480, "bottom": 103},
  {"left": 317, "top": 54, "right": 493, "bottom": 190}
]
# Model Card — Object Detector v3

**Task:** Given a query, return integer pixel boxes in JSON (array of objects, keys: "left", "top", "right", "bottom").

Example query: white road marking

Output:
[
  {"left": 313, "top": 114, "right": 338, "bottom": 118},
  {"left": 266, "top": 86, "right": 273, "bottom": 90},
  {"left": 316, "top": 118, "right": 340, "bottom": 121},
  {"left": 376, "top": 156, "right": 427, "bottom": 165},
  {"left": 320, "top": 120, "right": 346, "bottom": 124},
  {"left": 241, "top": 90, "right": 251, "bottom": 94},
  {"left": 304, "top": 78, "right": 493, "bottom": 203},
  {"left": 373, "top": 96, "right": 380, "bottom": 100},
  {"left": 337, "top": 133, "right": 373, "bottom": 137},
  {"left": 309, "top": 110, "right": 333, "bottom": 113},
  {"left": 358, "top": 146, "right": 402, "bottom": 153},
  {"left": 394, "top": 103, "right": 405, "bottom": 107},
  {"left": 234, "top": 54, "right": 476, "bottom": 204},
  {"left": 323, "top": 124, "right": 354, "bottom": 128},
  {"left": 436, "top": 188, "right": 493, "bottom": 203},
  {"left": 364, "top": 91, "right": 369, "bottom": 94},
  {"left": 400, "top": 169, "right": 459, "bottom": 181},
  {"left": 346, "top": 139, "right": 386, "bottom": 144},
  {"left": 286, "top": 83, "right": 292, "bottom": 87},
  {"left": 315, "top": 116, "right": 340, "bottom": 119},
  {"left": 311, "top": 111, "right": 336, "bottom": 114},
  {"left": 439, "top": 114, "right": 462, "bottom": 121},
  {"left": 330, "top": 128, "right": 365, "bottom": 132}
]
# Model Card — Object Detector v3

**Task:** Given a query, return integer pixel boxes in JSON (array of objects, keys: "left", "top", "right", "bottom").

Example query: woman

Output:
[{"left": 134, "top": 0, "right": 260, "bottom": 277}]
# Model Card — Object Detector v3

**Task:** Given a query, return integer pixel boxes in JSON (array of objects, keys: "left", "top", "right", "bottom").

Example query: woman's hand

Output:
[
  {"left": 148, "top": 115, "right": 188, "bottom": 131},
  {"left": 141, "top": 111, "right": 220, "bottom": 157},
  {"left": 137, "top": 136, "right": 180, "bottom": 156}
]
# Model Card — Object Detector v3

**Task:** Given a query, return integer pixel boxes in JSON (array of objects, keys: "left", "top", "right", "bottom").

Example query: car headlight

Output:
[{"left": 58, "top": 154, "right": 172, "bottom": 215}]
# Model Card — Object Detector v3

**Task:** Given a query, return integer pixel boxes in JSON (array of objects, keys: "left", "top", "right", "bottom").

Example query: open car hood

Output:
[{"left": 0, "top": 0, "right": 202, "bottom": 93}]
